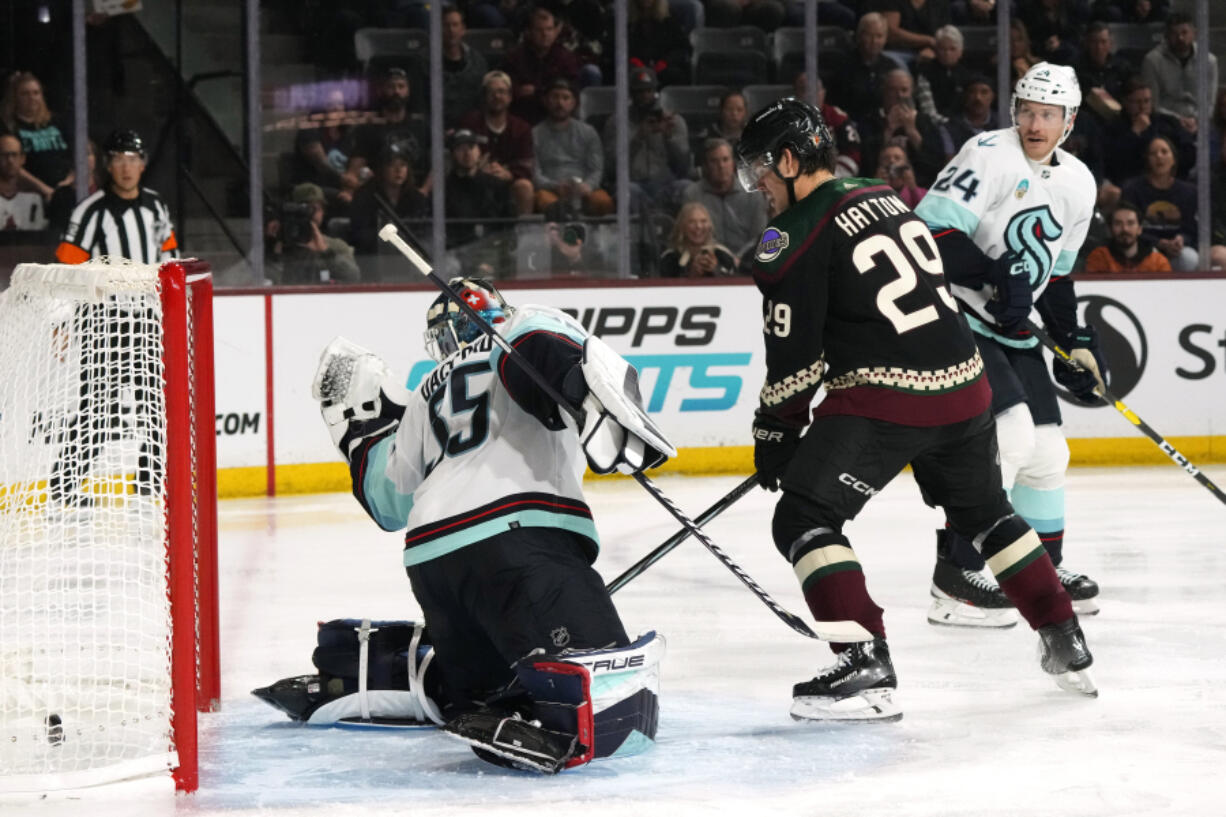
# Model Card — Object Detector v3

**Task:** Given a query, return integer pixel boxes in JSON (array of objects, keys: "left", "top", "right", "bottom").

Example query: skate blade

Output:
[
  {"left": 790, "top": 688, "right": 902, "bottom": 722},
  {"left": 927, "top": 596, "right": 1019, "bottom": 629},
  {"left": 1072, "top": 598, "right": 1100, "bottom": 616},
  {"left": 1055, "top": 668, "right": 1098, "bottom": 698}
]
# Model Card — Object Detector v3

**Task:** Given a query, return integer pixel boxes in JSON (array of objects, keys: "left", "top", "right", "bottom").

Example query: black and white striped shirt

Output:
[{"left": 56, "top": 187, "right": 179, "bottom": 264}]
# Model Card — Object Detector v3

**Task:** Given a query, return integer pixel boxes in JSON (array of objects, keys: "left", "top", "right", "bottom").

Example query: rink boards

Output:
[{"left": 210, "top": 277, "right": 1226, "bottom": 496}]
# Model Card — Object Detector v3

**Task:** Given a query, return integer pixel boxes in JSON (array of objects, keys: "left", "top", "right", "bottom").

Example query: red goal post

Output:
[{"left": 0, "top": 258, "right": 219, "bottom": 793}]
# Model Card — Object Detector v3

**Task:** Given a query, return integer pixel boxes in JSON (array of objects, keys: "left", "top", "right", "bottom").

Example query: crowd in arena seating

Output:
[{"left": 3, "top": 1, "right": 1225, "bottom": 281}]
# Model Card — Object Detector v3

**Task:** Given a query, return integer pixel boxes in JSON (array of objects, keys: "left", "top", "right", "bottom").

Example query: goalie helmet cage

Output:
[{"left": 0, "top": 259, "right": 219, "bottom": 794}]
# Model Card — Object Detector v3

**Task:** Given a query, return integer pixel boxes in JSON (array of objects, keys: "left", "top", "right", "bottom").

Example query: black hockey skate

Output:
[
  {"left": 1056, "top": 566, "right": 1100, "bottom": 616},
  {"left": 927, "top": 530, "right": 1018, "bottom": 628},
  {"left": 1037, "top": 618, "right": 1097, "bottom": 697},
  {"left": 791, "top": 639, "right": 901, "bottom": 722}
]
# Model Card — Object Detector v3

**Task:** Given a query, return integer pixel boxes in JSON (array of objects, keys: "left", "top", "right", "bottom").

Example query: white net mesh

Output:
[{"left": 0, "top": 259, "right": 177, "bottom": 790}]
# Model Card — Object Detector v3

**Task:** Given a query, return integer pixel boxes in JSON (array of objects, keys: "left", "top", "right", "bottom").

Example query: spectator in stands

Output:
[
  {"left": 1120, "top": 135, "right": 1199, "bottom": 271},
  {"left": 1083, "top": 200, "right": 1172, "bottom": 273},
  {"left": 532, "top": 78, "right": 613, "bottom": 218},
  {"left": 827, "top": 13, "right": 899, "bottom": 124},
  {"left": 942, "top": 74, "right": 997, "bottom": 149},
  {"left": 602, "top": 67, "right": 692, "bottom": 215},
  {"left": 0, "top": 133, "right": 47, "bottom": 232},
  {"left": 1, "top": 72, "right": 72, "bottom": 202},
  {"left": 348, "top": 143, "right": 429, "bottom": 258},
  {"left": 444, "top": 128, "right": 513, "bottom": 270},
  {"left": 915, "top": 25, "right": 974, "bottom": 124},
  {"left": 658, "top": 201, "right": 738, "bottom": 277},
  {"left": 1211, "top": 136, "right": 1226, "bottom": 271},
  {"left": 464, "top": 0, "right": 531, "bottom": 29},
  {"left": 1105, "top": 77, "right": 1193, "bottom": 186},
  {"left": 1002, "top": 18, "right": 1041, "bottom": 82},
  {"left": 503, "top": 3, "right": 581, "bottom": 125},
  {"left": 47, "top": 140, "right": 98, "bottom": 237},
  {"left": 1020, "top": 0, "right": 1089, "bottom": 65},
  {"left": 294, "top": 88, "right": 360, "bottom": 205},
  {"left": 629, "top": 0, "right": 691, "bottom": 87},
  {"left": 793, "top": 75, "right": 862, "bottom": 177},
  {"left": 698, "top": 90, "right": 749, "bottom": 152},
  {"left": 458, "top": 71, "right": 537, "bottom": 217},
  {"left": 873, "top": 0, "right": 953, "bottom": 61},
  {"left": 543, "top": 220, "right": 598, "bottom": 276},
  {"left": 858, "top": 69, "right": 952, "bottom": 188},
  {"left": 347, "top": 68, "right": 430, "bottom": 192},
  {"left": 1141, "top": 12, "right": 1218, "bottom": 139},
  {"left": 276, "top": 182, "right": 361, "bottom": 285},
  {"left": 951, "top": 0, "right": 996, "bottom": 25},
  {"left": 1210, "top": 87, "right": 1226, "bottom": 174},
  {"left": 875, "top": 142, "right": 927, "bottom": 208},
  {"left": 703, "top": 0, "right": 786, "bottom": 31},
  {"left": 1075, "top": 22, "right": 1134, "bottom": 121},
  {"left": 442, "top": 5, "right": 489, "bottom": 129},
  {"left": 683, "top": 137, "right": 767, "bottom": 259},
  {"left": 1096, "top": 0, "right": 1169, "bottom": 25}
]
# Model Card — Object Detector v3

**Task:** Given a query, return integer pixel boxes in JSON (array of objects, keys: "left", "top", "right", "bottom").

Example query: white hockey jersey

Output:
[
  {"left": 358, "top": 304, "right": 598, "bottom": 567},
  {"left": 0, "top": 190, "right": 47, "bottom": 231},
  {"left": 914, "top": 127, "right": 1095, "bottom": 348}
]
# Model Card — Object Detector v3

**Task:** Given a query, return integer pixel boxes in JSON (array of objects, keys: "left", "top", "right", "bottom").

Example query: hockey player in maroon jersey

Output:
[{"left": 735, "top": 98, "right": 1097, "bottom": 721}]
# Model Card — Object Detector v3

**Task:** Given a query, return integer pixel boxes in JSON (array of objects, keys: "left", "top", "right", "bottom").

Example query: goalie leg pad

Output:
[
  {"left": 573, "top": 335, "right": 677, "bottom": 475},
  {"left": 561, "top": 631, "right": 664, "bottom": 758}
]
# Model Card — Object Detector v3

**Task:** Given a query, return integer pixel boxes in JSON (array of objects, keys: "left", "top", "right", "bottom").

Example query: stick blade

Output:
[{"left": 811, "top": 619, "right": 876, "bottom": 643}]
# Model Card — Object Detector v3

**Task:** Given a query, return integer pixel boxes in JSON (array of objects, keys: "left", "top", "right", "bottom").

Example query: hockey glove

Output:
[
  {"left": 1052, "top": 325, "right": 1107, "bottom": 405},
  {"left": 312, "top": 337, "right": 407, "bottom": 461},
  {"left": 752, "top": 413, "right": 801, "bottom": 492},
  {"left": 984, "top": 252, "right": 1034, "bottom": 333}
]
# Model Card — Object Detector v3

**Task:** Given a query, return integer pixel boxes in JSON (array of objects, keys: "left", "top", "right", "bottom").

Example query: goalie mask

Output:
[{"left": 424, "top": 277, "right": 512, "bottom": 362}]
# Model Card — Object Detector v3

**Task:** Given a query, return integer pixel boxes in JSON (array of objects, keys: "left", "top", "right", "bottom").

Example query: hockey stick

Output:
[
  {"left": 1026, "top": 318, "right": 1226, "bottom": 507},
  {"left": 379, "top": 224, "right": 873, "bottom": 643},
  {"left": 605, "top": 473, "right": 759, "bottom": 595}
]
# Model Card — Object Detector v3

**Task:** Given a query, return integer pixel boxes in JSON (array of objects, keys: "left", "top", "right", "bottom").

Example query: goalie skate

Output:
[
  {"left": 790, "top": 639, "right": 902, "bottom": 723},
  {"left": 1037, "top": 618, "right": 1097, "bottom": 698},
  {"left": 1056, "top": 566, "right": 1100, "bottom": 616},
  {"left": 443, "top": 711, "right": 582, "bottom": 774}
]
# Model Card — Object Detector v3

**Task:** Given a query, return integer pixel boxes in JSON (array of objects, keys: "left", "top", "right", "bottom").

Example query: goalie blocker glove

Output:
[
  {"left": 312, "top": 336, "right": 408, "bottom": 462},
  {"left": 564, "top": 335, "right": 676, "bottom": 475}
]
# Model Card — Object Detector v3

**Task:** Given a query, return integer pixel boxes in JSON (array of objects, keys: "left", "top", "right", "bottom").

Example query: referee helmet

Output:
[{"left": 103, "top": 129, "right": 147, "bottom": 160}]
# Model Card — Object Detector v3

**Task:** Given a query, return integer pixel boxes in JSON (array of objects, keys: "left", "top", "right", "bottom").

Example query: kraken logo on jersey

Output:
[{"left": 1003, "top": 205, "right": 1063, "bottom": 287}]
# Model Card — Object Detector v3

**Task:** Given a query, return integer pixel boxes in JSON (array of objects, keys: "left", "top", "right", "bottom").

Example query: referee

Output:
[{"left": 55, "top": 129, "right": 179, "bottom": 264}]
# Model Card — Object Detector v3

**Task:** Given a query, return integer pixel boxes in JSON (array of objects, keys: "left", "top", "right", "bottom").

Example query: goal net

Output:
[{"left": 0, "top": 259, "right": 219, "bottom": 793}]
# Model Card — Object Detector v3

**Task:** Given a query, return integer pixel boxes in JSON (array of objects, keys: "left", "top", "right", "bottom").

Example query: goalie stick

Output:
[
  {"left": 606, "top": 473, "right": 759, "bottom": 595},
  {"left": 1026, "top": 318, "right": 1226, "bottom": 507},
  {"left": 378, "top": 224, "right": 873, "bottom": 644}
]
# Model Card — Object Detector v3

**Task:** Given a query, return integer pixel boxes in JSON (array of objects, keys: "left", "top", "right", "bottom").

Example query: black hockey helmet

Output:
[
  {"left": 423, "top": 277, "right": 512, "bottom": 362},
  {"left": 103, "top": 129, "right": 146, "bottom": 160},
  {"left": 734, "top": 97, "right": 834, "bottom": 196}
]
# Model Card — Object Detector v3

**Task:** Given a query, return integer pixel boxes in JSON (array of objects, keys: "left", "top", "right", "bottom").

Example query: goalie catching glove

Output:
[
  {"left": 1051, "top": 324, "right": 1107, "bottom": 405},
  {"left": 563, "top": 334, "right": 676, "bottom": 475},
  {"left": 312, "top": 336, "right": 408, "bottom": 461}
]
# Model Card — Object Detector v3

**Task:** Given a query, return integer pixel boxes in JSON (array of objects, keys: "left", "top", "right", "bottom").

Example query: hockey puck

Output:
[{"left": 46, "top": 714, "right": 64, "bottom": 746}]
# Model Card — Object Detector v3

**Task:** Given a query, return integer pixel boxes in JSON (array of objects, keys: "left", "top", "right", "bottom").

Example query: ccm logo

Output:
[
  {"left": 839, "top": 473, "right": 878, "bottom": 497},
  {"left": 753, "top": 427, "right": 785, "bottom": 442}
]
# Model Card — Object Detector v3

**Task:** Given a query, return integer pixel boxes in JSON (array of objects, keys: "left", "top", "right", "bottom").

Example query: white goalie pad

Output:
[
  {"left": 575, "top": 335, "right": 677, "bottom": 475},
  {"left": 311, "top": 336, "right": 407, "bottom": 452}
]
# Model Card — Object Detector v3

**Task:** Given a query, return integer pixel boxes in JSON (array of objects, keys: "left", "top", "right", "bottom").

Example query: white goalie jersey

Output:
[
  {"left": 914, "top": 127, "right": 1095, "bottom": 348},
  {"left": 356, "top": 305, "right": 599, "bottom": 567}
]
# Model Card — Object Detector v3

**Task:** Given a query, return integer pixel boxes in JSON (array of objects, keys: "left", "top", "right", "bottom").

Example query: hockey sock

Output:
[
  {"left": 981, "top": 519, "right": 1073, "bottom": 629},
  {"left": 787, "top": 529, "right": 885, "bottom": 647},
  {"left": 939, "top": 523, "right": 987, "bottom": 571},
  {"left": 1010, "top": 483, "right": 1065, "bottom": 566}
]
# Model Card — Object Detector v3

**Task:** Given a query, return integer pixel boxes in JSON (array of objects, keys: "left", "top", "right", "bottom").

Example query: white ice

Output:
[{"left": 5, "top": 466, "right": 1226, "bottom": 817}]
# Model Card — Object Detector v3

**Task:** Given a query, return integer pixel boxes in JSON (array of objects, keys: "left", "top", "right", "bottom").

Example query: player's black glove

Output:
[
  {"left": 752, "top": 413, "right": 801, "bottom": 492},
  {"left": 984, "top": 252, "right": 1033, "bottom": 333},
  {"left": 1052, "top": 325, "right": 1107, "bottom": 405}
]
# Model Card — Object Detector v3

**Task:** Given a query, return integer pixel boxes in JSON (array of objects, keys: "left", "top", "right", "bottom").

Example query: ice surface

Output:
[{"left": 5, "top": 467, "right": 1225, "bottom": 817}]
